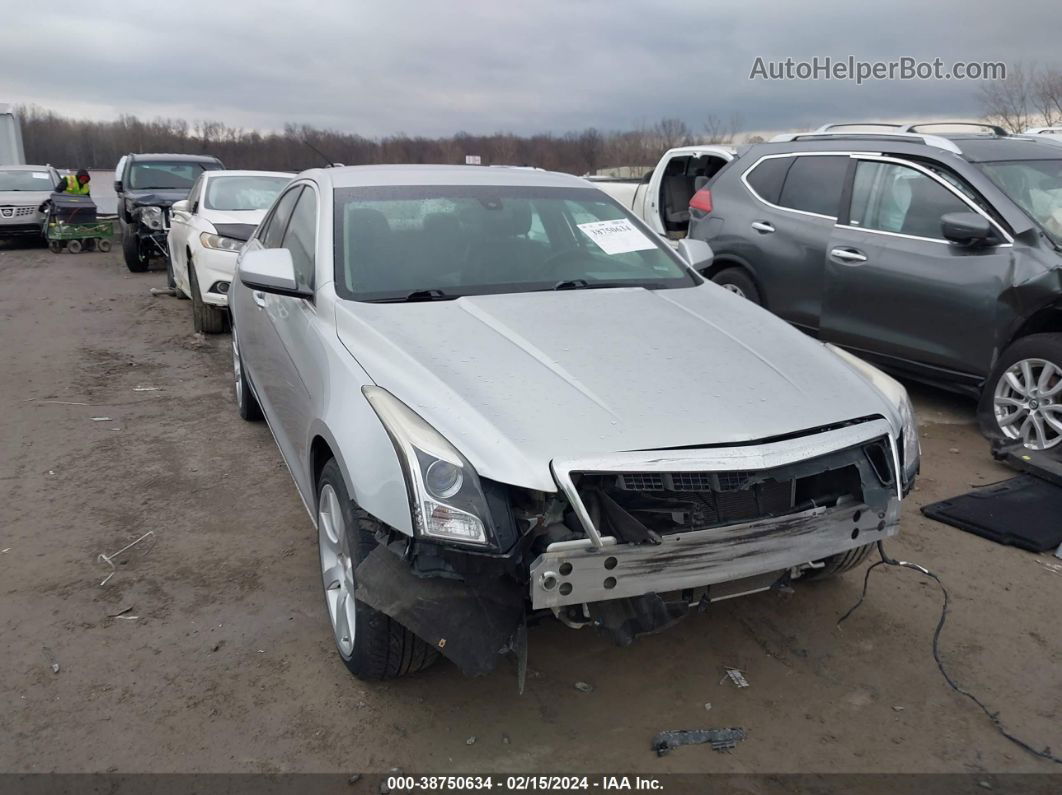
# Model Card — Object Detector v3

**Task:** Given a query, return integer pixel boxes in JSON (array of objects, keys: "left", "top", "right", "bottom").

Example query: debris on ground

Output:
[
  {"left": 651, "top": 727, "right": 747, "bottom": 756},
  {"left": 132, "top": 386, "right": 160, "bottom": 392},
  {"left": 722, "top": 667, "right": 750, "bottom": 688},
  {"left": 347, "top": 774, "right": 361, "bottom": 785},
  {"left": 149, "top": 287, "right": 176, "bottom": 297},
  {"left": 574, "top": 681, "right": 594, "bottom": 693},
  {"left": 893, "top": 705, "right": 905, "bottom": 712},
  {"left": 97, "top": 531, "right": 156, "bottom": 586},
  {"left": 704, "top": 702, "right": 712, "bottom": 711},
  {"left": 90, "top": 417, "right": 112, "bottom": 422},
  {"left": 108, "top": 606, "right": 134, "bottom": 618},
  {"left": 501, "top": 733, "right": 511, "bottom": 745},
  {"left": 465, "top": 736, "right": 476, "bottom": 745},
  {"left": 42, "top": 646, "right": 60, "bottom": 674},
  {"left": 1, "top": 548, "right": 10, "bottom": 554}
]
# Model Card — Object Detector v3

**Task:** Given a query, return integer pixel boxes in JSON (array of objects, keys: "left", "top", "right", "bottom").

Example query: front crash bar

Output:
[{"left": 529, "top": 497, "right": 901, "bottom": 610}]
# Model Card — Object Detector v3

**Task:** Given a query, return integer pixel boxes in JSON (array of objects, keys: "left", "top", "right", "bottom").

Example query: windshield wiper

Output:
[
  {"left": 552, "top": 280, "right": 666, "bottom": 291},
  {"left": 553, "top": 279, "right": 589, "bottom": 290},
  {"left": 370, "top": 289, "right": 458, "bottom": 303}
]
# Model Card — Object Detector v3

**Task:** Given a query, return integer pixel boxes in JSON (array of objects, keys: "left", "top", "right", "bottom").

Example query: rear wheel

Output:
[
  {"left": 190, "top": 261, "right": 227, "bottom": 334},
  {"left": 97, "top": 239, "right": 112, "bottom": 253},
  {"left": 711, "top": 267, "right": 761, "bottom": 304},
  {"left": 316, "top": 459, "right": 439, "bottom": 680},
  {"left": 980, "top": 333, "right": 1062, "bottom": 450},
  {"left": 122, "top": 229, "right": 147, "bottom": 272},
  {"left": 48, "top": 241, "right": 62, "bottom": 254},
  {"left": 801, "top": 543, "right": 875, "bottom": 581},
  {"left": 67, "top": 239, "right": 82, "bottom": 254}
]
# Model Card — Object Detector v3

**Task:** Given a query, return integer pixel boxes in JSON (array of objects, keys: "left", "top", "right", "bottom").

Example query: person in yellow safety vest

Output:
[{"left": 57, "top": 169, "right": 91, "bottom": 195}]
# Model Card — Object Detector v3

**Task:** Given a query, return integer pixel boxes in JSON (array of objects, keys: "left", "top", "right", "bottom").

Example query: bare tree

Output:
[
  {"left": 653, "top": 117, "right": 692, "bottom": 149},
  {"left": 978, "top": 62, "right": 1062, "bottom": 132},
  {"left": 701, "top": 113, "right": 742, "bottom": 144}
]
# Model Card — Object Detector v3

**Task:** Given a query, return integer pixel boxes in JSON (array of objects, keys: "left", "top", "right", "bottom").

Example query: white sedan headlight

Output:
[
  {"left": 826, "top": 344, "right": 920, "bottom": 487},
  {"left": 199, "top": 232, "right": 243, "bottom": 252},
  {"left": 139, "top": 206, "right": 163, "bottom": 230},
  {"left": 363, "top": 386, "right": 492, "bottom": 546}
]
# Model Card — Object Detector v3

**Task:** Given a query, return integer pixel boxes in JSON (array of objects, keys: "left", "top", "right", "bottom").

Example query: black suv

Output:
[
  {"left": 689, "top": 123, "right": 1062, "bottom": 451},
  {"left": 115, "top": 153, "right": 224, "bottom": 279}
]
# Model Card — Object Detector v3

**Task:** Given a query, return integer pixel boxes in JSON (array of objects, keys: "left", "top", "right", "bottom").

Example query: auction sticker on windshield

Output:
[{"left": 577, "top": 218, "right": 656, "bottom": 255}]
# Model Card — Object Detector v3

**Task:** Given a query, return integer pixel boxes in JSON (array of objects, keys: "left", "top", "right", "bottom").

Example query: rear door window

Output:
[
  {"left": 777, "top": 155, "right": 850, "bottom": 216},
  {"left": 260, "top": 186, "right": 303, "bottom": 248}
]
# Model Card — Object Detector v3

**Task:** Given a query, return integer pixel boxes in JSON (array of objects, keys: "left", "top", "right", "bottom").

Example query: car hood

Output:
[
  {"left": 0, "top": 190, "right": 51, "bottom": 206},
  {"left": 125, "top": 189, "right": 189, "bottom": 207},
  {"left": 202, "top": 209, "right": 268, "bottom": 226},
  {"left": 335, "top": 284, "right": 899, "bottom": 491}
]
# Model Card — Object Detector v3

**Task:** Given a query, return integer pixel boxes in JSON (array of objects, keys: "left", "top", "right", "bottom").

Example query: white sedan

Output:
[{"left": 168, "top": 170, "right": 291, "bottom": 332}]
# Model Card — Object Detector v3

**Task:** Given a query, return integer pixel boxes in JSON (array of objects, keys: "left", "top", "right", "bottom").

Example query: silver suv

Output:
[
  {"left": 229, "top": 164, "right": 918, "bottom": 680},
  {"left": 0, "top": 165, "right": 60, "bottom": 241}
]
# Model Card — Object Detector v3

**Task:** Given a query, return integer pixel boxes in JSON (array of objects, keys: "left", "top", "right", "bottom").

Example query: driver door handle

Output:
[
  {"left": 751, "top": 221, "right": 775, "bottom": 233},
  {"left": 830, "top": 247, "right": 868, "bottom": 264},
  {"left": 252, "top": 291, "right": 267, "bottom": 308}
]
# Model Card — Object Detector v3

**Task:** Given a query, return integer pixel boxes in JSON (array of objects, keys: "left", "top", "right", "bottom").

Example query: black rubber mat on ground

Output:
[{"left": 921, "top": 474, "right": 1062, "bottom": 553}]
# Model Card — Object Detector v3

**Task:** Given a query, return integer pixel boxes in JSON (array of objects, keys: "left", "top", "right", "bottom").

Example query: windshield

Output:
[
  {"left": 332, "top": 185, "right": 694, "bottom": 301},
  {"left": 204, "top": 175, "right": 290, "bottom": 211},
  {"left": 128, "top": 162, "right": 214, "bottom": 191},
  {"left": 0, "top": 169, "right": 56, "bottom": 191},
  {"left": 981, "top": 159, "right": 1062, "bottom": 243}
]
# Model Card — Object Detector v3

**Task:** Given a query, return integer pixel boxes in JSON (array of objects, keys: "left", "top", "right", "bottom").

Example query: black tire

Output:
[
  {"left": 67, "top": 239, "right": 82, "bottom": 254},
  {"left": 190, "top": 261, "right": 227, "bottom": 334},
  {"left": 317, "top": 459, "right": 439, "bottom": 680},
  {"left": 122, "top": 229, "right": 147, "bottom": 272},
  {"left": 97, "top": 239, "right": 112, "bottom": 253},
  {"left": 711, "top": 267, "right": 762, "bottom": 305},
  {"left": 48, "top": 241, "right": 62, "bottom": 254},
  {"left": 802, "top": 543, "right": 874, "bottom": 581},
  {"left": 978, "top": 333, "right": 1062, "bottom": 449},
  {"left": 165, "top": 257, "right": 177, "bottom": 289},
  {"left": 231, "top": 326, "right": 262, "bottom": 421}
]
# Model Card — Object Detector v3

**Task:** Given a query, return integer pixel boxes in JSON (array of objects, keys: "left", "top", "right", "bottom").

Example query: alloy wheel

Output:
[
  {"left": 318, "top": 484, "right": 357, "bottom": 657},
  {"left": 721, "top": 283, "right": 746, "bottom": 298},
  {"left": 231, "top": 334, "right": 243, "bottom": 407},
  {"left": 993, "top": 357, "right": 1062, "bottom": 450}
]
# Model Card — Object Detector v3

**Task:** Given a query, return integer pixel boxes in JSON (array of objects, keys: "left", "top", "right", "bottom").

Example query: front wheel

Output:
[
  {"left": 190, "top": 261, "right": 227, "bottom": 334},
  {"left": 316, "top": 459, "right": 439, "bottom": 680},
  {"left": 231, "top": 328, "right": 262, "bottom": 421},
  {"left": 979, "top": 333, "right": 1062, "bottom": 451},
  {"left": 710, "top": 267, "right": 762, "bottom": 305},
  {"left": 122, "top": 230, "right": 148, "bottom": 272}
]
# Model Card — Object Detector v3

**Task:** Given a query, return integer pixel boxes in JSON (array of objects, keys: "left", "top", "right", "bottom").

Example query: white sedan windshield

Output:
[
  {"left": 205, "top": 175, "right": 290, "bottom": 211},
  {"left": 332, "top": 185, "right": 694, "bottom": 301}
]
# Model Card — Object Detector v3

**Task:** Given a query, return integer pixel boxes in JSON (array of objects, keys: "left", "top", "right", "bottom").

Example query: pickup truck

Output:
[{"left": 588, "top": 144, "right": 733, "bottom": 240}]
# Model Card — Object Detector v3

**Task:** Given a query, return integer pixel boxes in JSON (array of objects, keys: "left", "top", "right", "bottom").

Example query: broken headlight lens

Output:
[
  {"left": 139, "top": 206, "right": 163, "bottom": 230},
  {"left": 825, "top": 344, "right": 920, "bottom": 486},
  {"left": 363, "top": 386, "right": 491, "bottom": 546}
]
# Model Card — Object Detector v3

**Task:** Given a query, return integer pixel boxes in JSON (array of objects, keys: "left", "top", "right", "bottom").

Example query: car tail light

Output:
[{"left": 690, "top": 188, "right": 713, "bottom": 213}]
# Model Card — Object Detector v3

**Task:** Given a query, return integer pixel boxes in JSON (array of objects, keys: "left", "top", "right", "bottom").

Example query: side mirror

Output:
[
  {"left": 171, "top": 200, "right": 189, "bottom": 214},
  {"left": 941, "top": 212, "right": 996, "bottom": 246},
  {"left": 238, "top": 248, "right": 313, "bottom": 299},
  {"left": 113, "top": 181, "right": 122, "bottom": 194},
  {"left": 676, "top": 238, "right": 714, "bottom": 270}
]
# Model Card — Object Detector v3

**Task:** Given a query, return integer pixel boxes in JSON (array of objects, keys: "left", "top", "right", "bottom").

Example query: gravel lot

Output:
[{"left": 1, "top": 242, "right": 1059, "bottom": 775}]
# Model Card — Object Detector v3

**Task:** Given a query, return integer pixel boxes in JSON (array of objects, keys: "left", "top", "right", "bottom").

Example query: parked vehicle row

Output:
[
  {"left": 226, "top": 163, "right": 918, "bottom": 680},
  {"left": 688, "top": 122, "right": 1062, "bottom": 451},
  {"left": 0, "top": 164, "right": 61, "bottom": 241}
]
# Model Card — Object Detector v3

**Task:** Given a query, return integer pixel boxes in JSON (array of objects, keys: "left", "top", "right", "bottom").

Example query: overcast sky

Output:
[{"left": 0, "top": 0, "right": 1056, "bottom": 138}]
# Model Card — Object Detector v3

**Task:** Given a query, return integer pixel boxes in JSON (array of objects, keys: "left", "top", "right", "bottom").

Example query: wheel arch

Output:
[
  {"left": 1009, "top": 302, "right": 1062, "bottom": 345},
  {"left": 701, "top": 257, "right": 767, "bottom": 307}
]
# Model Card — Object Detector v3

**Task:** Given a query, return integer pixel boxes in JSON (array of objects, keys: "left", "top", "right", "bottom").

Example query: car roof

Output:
[
  {"left": 742, "top": 134, "right": 1062, "bottom": 164},
  {"left": 202, "top": 170, "right": 292, "bottom": 179},
  {"left": 318, "top": 164, "right": 591, "bottom": 190},
  {"left": 129, "top": 153, "right": 222, "bottom": 163}
]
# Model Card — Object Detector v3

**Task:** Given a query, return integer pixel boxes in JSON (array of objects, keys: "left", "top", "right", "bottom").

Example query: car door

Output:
[
  {"left": 257, "top": 185, "right": 322, "bottom": 488},
  {"left": 821, "top": 156, "right": 1013, "bottom": 381},
  {"left": 233, "top": 185, "right": 303, "bottom": 429},
  {"left": 736, "top": 153, "right": 851, "bottom": 333}
]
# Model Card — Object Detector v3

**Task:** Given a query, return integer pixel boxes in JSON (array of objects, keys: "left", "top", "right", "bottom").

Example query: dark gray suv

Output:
[{"left": 689, "top": 123, "right": 1062, "bottom": 451}]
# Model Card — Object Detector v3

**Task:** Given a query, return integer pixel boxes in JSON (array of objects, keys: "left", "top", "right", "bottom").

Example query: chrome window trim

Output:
[
  {"left": 839, "top": 154, "right": 1014, "bottom": 244},
  {"left": 740, "top": 151, "right": 869, "bottom": 221},
  {"left": 550, "top": 418, "right": 900, "bottom": 548}
]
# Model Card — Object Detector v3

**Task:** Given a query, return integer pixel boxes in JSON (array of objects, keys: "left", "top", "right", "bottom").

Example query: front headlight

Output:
[
  {"left": 139, "top": 206, "right": 163, "bottom": 230},
  {"left": 826, "top": 344, "right": 920, "bottom": 487},
  {"left": 200, "top": 232, "right": 243, "bottom": 252},
  {"left": 363, "top": 386, "right": 492, "bottom": 546}
]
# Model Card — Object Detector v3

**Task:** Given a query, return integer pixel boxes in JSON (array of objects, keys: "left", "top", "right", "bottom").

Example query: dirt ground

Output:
[{"left": 0, "top": 242, "right": 1059, "bottom": 776}]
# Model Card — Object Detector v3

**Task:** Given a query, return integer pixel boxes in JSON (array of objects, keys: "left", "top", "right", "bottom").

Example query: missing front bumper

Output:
[{"left": 528, "top": 498, "right": 900, "bottom": 610}]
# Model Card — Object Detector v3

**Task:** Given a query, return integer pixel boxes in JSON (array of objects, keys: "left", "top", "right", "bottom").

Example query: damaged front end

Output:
[{"left": 353, "top": 414, "right": 904, "bottom": 679}]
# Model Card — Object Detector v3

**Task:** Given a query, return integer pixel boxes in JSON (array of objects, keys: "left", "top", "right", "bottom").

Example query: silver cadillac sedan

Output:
[{"left": 230, "top": 164, "right": 919, "bottom": 680}]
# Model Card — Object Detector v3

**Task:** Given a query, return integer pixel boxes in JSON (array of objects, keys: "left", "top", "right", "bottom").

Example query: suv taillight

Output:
[{"left": 690, "top": 188, "right": 713, "bottom": 214}]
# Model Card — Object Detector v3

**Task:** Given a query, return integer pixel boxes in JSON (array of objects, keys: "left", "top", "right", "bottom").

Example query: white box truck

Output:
[{"left": 0, "top": 104, "right": 27, "bottom": 165}]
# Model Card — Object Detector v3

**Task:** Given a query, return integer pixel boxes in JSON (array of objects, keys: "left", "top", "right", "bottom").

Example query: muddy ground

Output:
[{"left": 0, "top": 243, "right": 1059, "bottom": 775}]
